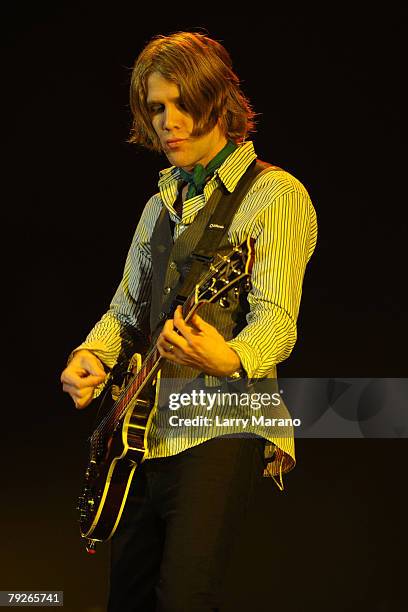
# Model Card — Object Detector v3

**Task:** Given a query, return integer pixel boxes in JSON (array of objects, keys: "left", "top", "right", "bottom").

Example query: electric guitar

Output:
[{"left": 77, "top": 238, "right": 254, "bottom": 553}]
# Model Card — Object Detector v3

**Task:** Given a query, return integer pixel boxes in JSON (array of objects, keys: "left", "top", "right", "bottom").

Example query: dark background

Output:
[{"left": 3, "top": 2, "right": 406, "bottom": 611}]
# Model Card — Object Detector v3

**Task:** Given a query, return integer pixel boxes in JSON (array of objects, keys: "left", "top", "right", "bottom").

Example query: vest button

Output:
[
  {"left": 163, "top": 286, "right": 171, "bottom": 295},
  {"left": 169, "top": 261, "right": 177, "bottom": 270}
]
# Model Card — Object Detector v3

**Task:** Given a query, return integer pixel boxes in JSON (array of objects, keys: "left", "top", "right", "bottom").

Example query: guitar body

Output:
[
  {"left": 77, "top": 238, "right": 254, "bottom": 552},
  {"left": 77, "top": 360, "right": 160, "bottom": 551}
]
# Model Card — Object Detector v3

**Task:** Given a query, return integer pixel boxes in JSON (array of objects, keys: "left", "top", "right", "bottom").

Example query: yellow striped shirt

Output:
[{"left": 72, "top": 141, "right": 318, "bottom": 489}]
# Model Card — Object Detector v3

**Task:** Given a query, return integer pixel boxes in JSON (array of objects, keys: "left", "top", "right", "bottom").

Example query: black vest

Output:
[
  {"left": 143, "top": 164, "right": 294, "bottom": 459},
  {"left": 149, "top": 185, "right": 249, "bottom": 337}
]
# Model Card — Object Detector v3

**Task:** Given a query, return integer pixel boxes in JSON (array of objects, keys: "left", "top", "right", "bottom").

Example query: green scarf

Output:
[{"left": 178, "top": 140, "right": 237, "bottom": 200}]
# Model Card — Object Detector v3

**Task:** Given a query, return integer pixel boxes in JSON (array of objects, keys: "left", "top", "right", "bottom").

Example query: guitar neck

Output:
[
  {"left": 111, "top": 299, "right": 203, "bottom": 424},
  {"left": 94, "top": 239, "right": 252, "bottom": 438}
]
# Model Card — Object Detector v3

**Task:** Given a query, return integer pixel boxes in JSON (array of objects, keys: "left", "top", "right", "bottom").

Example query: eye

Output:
[{"left": 148, "top": 104, "right": 164, "bottom": 115}]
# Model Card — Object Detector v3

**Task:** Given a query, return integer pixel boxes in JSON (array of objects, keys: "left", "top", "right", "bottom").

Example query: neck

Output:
[
  {"left": 182, "top": 139, "right": 235, "bottom": 174},
  {"left": 178, "top": 140, "right": 238, "bottom": 201}
]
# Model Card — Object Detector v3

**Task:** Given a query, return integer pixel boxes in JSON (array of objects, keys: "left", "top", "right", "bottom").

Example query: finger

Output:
[
  {"left": 62, "top": 383, "right": 92, "bottom": 399},
  {"left": 173, "top": 305, "right": 183, "bottom": 321},
  {"left": 77, "top": 373, "right": 106, "bottom": 388},
  {"left": 172, "top": 313, "right": 197, "bottom": 343},
  {"left": 157, "top": 341, "right": 178, "bottom": 360},
  {"left": 86, "top": 364, "right": 106, "bottom": 378},
  {"left": 76, "top": 360, "right": 106, "bottom": 379},
  {"left": 73, "top": 392, "right": 94, "bottom": 410},
  {"left": 190, "top": 312, "right": 210, "bottom": 331},
  {"left": 161, "top": 318, "right": 175, "bottom": 334},
  {"left": 62, "top": 370, "right": 105, "bottom": 388},
  {"left": 159, "top": 325, "right": 190, "bottom": 350},
  {"left": 62, "top": 383, "right": 79, "bottom": 398},
  {"left": 157, "top": 333, "right": 183, "bottom": 355},
  {"left": 174, "top": 307, "right": 206, "bottom": 338},
  {"left": 67, "top": 373, "right": 105, "bottom": 388},
  {"left": 157, "top": 337, "right": 175, "bottom": 352},
  {"left": 174, "top": 306, "right": 190, "bottom": 328}
]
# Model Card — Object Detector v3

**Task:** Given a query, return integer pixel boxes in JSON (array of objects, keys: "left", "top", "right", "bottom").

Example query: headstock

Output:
[{"left": 183, "top": 238, "right": 254, "bottom": 314}]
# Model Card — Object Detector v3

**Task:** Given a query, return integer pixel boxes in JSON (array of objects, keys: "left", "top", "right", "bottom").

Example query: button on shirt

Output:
[{"left": 72, "top": 141, "right": 318, "bottom": 488}]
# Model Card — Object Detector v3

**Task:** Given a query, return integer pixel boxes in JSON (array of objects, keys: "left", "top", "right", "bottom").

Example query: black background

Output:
[{"left": 3, "top": 2, "right": 406, "bottom": 611}]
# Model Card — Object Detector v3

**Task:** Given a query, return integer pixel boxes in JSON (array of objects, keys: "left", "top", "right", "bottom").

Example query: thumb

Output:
[
  {"left": 89, "top": 365, "right": 106, "bottom": 380},
  {"left": 83, "top": 357, "right": 106, "bottom": 379}
]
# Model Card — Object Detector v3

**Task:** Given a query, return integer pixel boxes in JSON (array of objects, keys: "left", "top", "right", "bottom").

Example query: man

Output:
[{"left": 61, "top": 31, "right": 317, "bottom": 611}]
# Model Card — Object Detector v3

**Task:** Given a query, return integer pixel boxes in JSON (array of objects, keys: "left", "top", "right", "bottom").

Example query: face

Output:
[{"left": 146, "top": 71, "right": 227, "bottom": 171}]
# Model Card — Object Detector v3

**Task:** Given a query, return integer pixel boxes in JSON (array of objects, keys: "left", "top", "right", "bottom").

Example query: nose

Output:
[{"left": 161, "top": 104, "right": 183, "bottom": 131}]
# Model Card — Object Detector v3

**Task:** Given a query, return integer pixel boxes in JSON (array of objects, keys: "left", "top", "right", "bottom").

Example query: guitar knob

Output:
[{"left": 86, "top": 540, "right": 97, "bottom": 555}]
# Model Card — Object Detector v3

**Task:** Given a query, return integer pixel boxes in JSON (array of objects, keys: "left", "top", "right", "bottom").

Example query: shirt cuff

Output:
[
  {"left": 226, "top": 339, "right": 262, "bottom": 380},
  {"left": 67, "top": 341, "right": 116, "bottom": 370}
]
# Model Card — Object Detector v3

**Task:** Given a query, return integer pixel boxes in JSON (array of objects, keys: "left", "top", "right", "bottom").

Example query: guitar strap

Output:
[{"left": 172, "top": 159, "right": 282, "bottom": 307}]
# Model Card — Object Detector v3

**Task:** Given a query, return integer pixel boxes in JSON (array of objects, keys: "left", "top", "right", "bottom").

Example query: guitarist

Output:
[{"left": 61, "top": 31, "right": 317, "bottom": 612}]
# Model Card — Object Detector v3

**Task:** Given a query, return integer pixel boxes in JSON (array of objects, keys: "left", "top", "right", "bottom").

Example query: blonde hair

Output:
[{"left": 128, "top": 31, "right": 256, "bottom": 151}]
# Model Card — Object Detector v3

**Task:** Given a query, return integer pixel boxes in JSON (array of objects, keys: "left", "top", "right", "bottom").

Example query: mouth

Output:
[{"left": 165, "top": 138, "right": 187, "bottom": 149}]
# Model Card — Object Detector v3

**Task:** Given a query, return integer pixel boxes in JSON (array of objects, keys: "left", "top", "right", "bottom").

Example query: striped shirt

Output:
[{"left": 72, "top": 141, "right": 318, "bottom": 489}]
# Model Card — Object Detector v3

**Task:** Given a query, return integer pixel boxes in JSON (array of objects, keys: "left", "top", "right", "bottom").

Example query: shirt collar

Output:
[{"left": 158, "top": 141, "right": 257, "bottom": 195}]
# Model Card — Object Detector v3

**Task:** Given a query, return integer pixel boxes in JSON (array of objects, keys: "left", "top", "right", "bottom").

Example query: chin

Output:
[{"left": 167, "top": 152, "right": 193, "bottom": 169}]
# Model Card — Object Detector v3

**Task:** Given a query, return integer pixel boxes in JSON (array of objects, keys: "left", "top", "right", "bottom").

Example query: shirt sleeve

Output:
[
  {"left": 227, "top": 180, "right": 318, "bottom": 379},
  {"left": 70, "top": 195, "right": 161, "bottom": 379}
]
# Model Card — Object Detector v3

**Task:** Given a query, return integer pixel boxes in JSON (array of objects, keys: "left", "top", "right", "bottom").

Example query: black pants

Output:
[{"left": 107, "top": 435, "right": 266, "bottom": 612}]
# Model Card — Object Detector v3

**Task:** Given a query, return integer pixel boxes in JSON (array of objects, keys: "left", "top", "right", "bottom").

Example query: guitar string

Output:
[
  {"left": 92, "top": 298, "right": 202, "bottom": 442},
  {"left": 92, "top": 249, "right": 245, "bottom": 443},
  {"left": 91, "top": 245, "right": 246, "bottom": 445},
  {"left": 92, "top": 246, "right": 246, "bottom": 442},
  {"left": 92, "top": 301, "right": 197, "bottom": 442}
]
